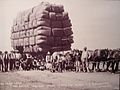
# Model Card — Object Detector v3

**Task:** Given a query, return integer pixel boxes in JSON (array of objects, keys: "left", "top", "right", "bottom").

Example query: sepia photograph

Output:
[{"left": 0, "top": 0, "right": 120, "bottom": 90}]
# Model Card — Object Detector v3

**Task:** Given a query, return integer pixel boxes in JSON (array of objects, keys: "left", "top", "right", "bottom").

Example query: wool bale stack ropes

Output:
[{"left": 11, "top": 2, "right": 74, "bottom": 53}]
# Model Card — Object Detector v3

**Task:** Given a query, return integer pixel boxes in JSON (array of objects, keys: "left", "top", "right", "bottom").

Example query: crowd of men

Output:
[{"left": 0, "top": 47, "right": 120, "bottom": 73}]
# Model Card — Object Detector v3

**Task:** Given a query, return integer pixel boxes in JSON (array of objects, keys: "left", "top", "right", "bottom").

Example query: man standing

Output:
[
  {"left": 45, "top": 52, "right": 52, "bottom": 63},
  {"left": 3, "top": 51, "right": 9, "bottom": 72},
  {"left": 9, "top": 51, "right": 16, "bottom": 71},
  {"left": 81, "top": 47, "right": 89, "bottom": 72},
  {"left": 75, "top": 51, "right": 81, "bottom": 72},
  {"left": 57, "top": 52, "right": 64, "bottom": 72},
  {"left": 26, "top": 54, "right": 33, "bottom": 70},
  {"left": 0, "top": 51, "right": 4, "bottom": 72}
]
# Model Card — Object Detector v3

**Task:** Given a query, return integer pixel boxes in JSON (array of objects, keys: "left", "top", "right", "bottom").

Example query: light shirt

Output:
[
  {"left": 10, "top": 53, "right": 16, "bottom": 59},
  {"left": 46, "top": 55, "right": 52, "bottom": 63},
  {"left": 16, "top": 53, "right": 21, "bottom": 59},
  {"left": 81, "top": 51, "right": 88, "bottom": 60}
]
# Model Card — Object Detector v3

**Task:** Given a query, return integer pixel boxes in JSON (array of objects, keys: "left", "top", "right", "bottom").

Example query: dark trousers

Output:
[
  {"left": 96, "top": 62, "right": 100, "bottom": 70},
  {"left": 82, "top": 61, "right": 87, "bottom": 72},
  {"left": 111, "top": 60, "right": 119, "bottom": 73},
  {"left": 92, "top": 62, "right": 96, "bottom": 71},
  {"left": 0, "top": 60, "right": 4, "bottom": 72},
  {"left": 115, "top": 61, "right": 119, "bottom": 72},
  {"left": 26, "top": 62, "right": 32, "bottom": 70},
  {"left": 58, "top": 62, "right": 62, "bottom": 72},
  {"left": 102, "top": 61, "right": 106, "bottom": 70},
  {"left": 4, "top": 59, "right": 9, "bottom": 72},
  {"left": 10, "top": 59, "right": 15, "bottom": 71},
  {"left": 106, "top": 61, "right": 112, "bottom": 71}
]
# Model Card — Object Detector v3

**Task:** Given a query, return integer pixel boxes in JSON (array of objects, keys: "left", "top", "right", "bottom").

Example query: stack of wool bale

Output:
[{"left": 11, "top": 2, "right": 73, "bottom": 53}]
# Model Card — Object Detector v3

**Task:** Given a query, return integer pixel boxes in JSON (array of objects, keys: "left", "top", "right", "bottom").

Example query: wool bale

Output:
[
  {"left": 64, "top": 27, "right": 73, "bottom": 36},
  {"left": 36, "top": 26, "right": 51, "bottom": 30},
  {"left": 26, "top": 30, "right": 30, "bottom": 37},
  {"left": 29, "top": 36, "right": 35, "bottom": 45},
  {"left": 24, "top": 37, "right": 29, "bottom": 46},
  {"left": 49, "top": 12, "right": 56, "bottom": 20},
  {"left": 61, "top": 37, "right": 70, "bottom": 45},
  {"left": 62, "top": 19, "right": 72, "bottom": 27},
  {"left": 29, "top": 13, "right": 36, "bottom": 21},
  {"left": 20, "top": 31, "right": 26, "bottom": 38},
  {"left": 35, "top": 30, "right": 51, "bottom": 36},
  {"left": 51, "top": 4, "right": 64, "bottom": 13},
  {"left": 13, "top": 40, "right": 17, "bottom": 46},
  {"left": 29, "top": 29, "right": 34, "bottom": 36},
  {"left": 36, "top": 19, "right": 50, "bottom": 27},
  {"left": 24, "top": 22, "right": 29, "bottom": 30},
  {"left": 36, "top": 13, "right": 49, "bottom": 19},
  {"left": 36, "top": 35, "right": 47, "bottom": 40},
  {"left": 51, "top": 46, "right": 62, "bottom": 52},
  {"left": 36, "top": 10, "right": 49, "bottom": 19},
  {"left": 28, "top": 21, "right": 33, "bottom": 29},
  {"left": 52, "top": 28, "right": 64, "bottom": 37},
  {"left": 18, "top": 24, "right": 23, "bottom": 31},
  {"left": 54, "top": 37, "right": 62, "bottom": 46},
  {"left": 61, "top": 36, "right": 74, "bottom": 45},
  {"left": 68, "top": 35, "right": 74, "bottom": 43},
  {"left": 32, "top": 19, "right": 37, "bottom": 27},
  {"left": 16, "top": 39, "right": 20, "bottom": 46},
  {"left": 56, "top": 13, "right": 63, "bottom": 20},
  {"left": 51, "top": 21, "right": 62, "bottom": 28},
  {"left": 62, "top": 45, "right": 71, "bottom": 51},
  {"left": 14, "top": 33, "right": 18, "bottom": 39},
  {"left": 36, "top": 39, "right": 47, "bottom": 45},
  {"left": 23, "top": 8, "right": 32, "bottom": 22},
  {"left": 47, "top": 37, "right": 54, "bottom": 46},
  {"left": 37, "top": 10, "right": 49, "bottom": 15},
  {"left": 13, "top": 33, "right": 16, "bottom": 39},
  {"left": 21, "top": 25, "right": 25, "bottom": 30},
  {"left": 62, "top": 12, "right": 69, "bottom": 20},
  {"left": 19, "top": 39, "right": 24, "bottom": 46},
  {"left": 16, "top": 32, "right": 20, "bottom": 39}
]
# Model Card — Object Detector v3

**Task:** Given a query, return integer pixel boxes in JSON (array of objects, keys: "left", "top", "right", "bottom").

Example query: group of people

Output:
[
  {"left": 0, "top": 51, "right": 21, "bottom": 72},
  {"left": 0, "top": 47, "right": 120, "bottom": 73},
  {"left": 46, "top": 47, "right": 120, "bottom": 73}
]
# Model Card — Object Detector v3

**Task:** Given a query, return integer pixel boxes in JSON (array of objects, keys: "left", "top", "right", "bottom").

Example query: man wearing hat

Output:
[
  {"left": 0, "top": 51, "right": 4, "bottom": 72},
  {"left": 45, "top": 51, "right": 52, "bottom": 63},
  {"left": 3, "top": 51, "right": 10, "bottom": 72},
  {"left": 81, "top": 47, "right": 89, "bottom": 72},
  {"left": 9, "top": 51, "right": 16, "bottom": 71}
]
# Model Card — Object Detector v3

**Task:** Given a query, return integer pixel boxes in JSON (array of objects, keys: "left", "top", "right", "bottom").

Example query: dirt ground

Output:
[{"left": 0, "top": 70, "right": 119, "bottom": 90}]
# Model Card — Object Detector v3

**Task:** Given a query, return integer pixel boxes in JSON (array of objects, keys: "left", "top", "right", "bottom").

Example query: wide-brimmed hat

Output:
[
  {"left": 0, "top": 51, "right": 2, "bottom": 54},
  {"left": 47, "top": 51, "right": 50, "bottom": 55},
  {"left": 4, "top": 51, "right": 8, "bottom": 54}
]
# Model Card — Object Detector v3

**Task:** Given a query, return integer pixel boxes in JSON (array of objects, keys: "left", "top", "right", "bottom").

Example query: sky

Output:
[{"left": 0, "top": 0, "right": 120, "bottom": 51}]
